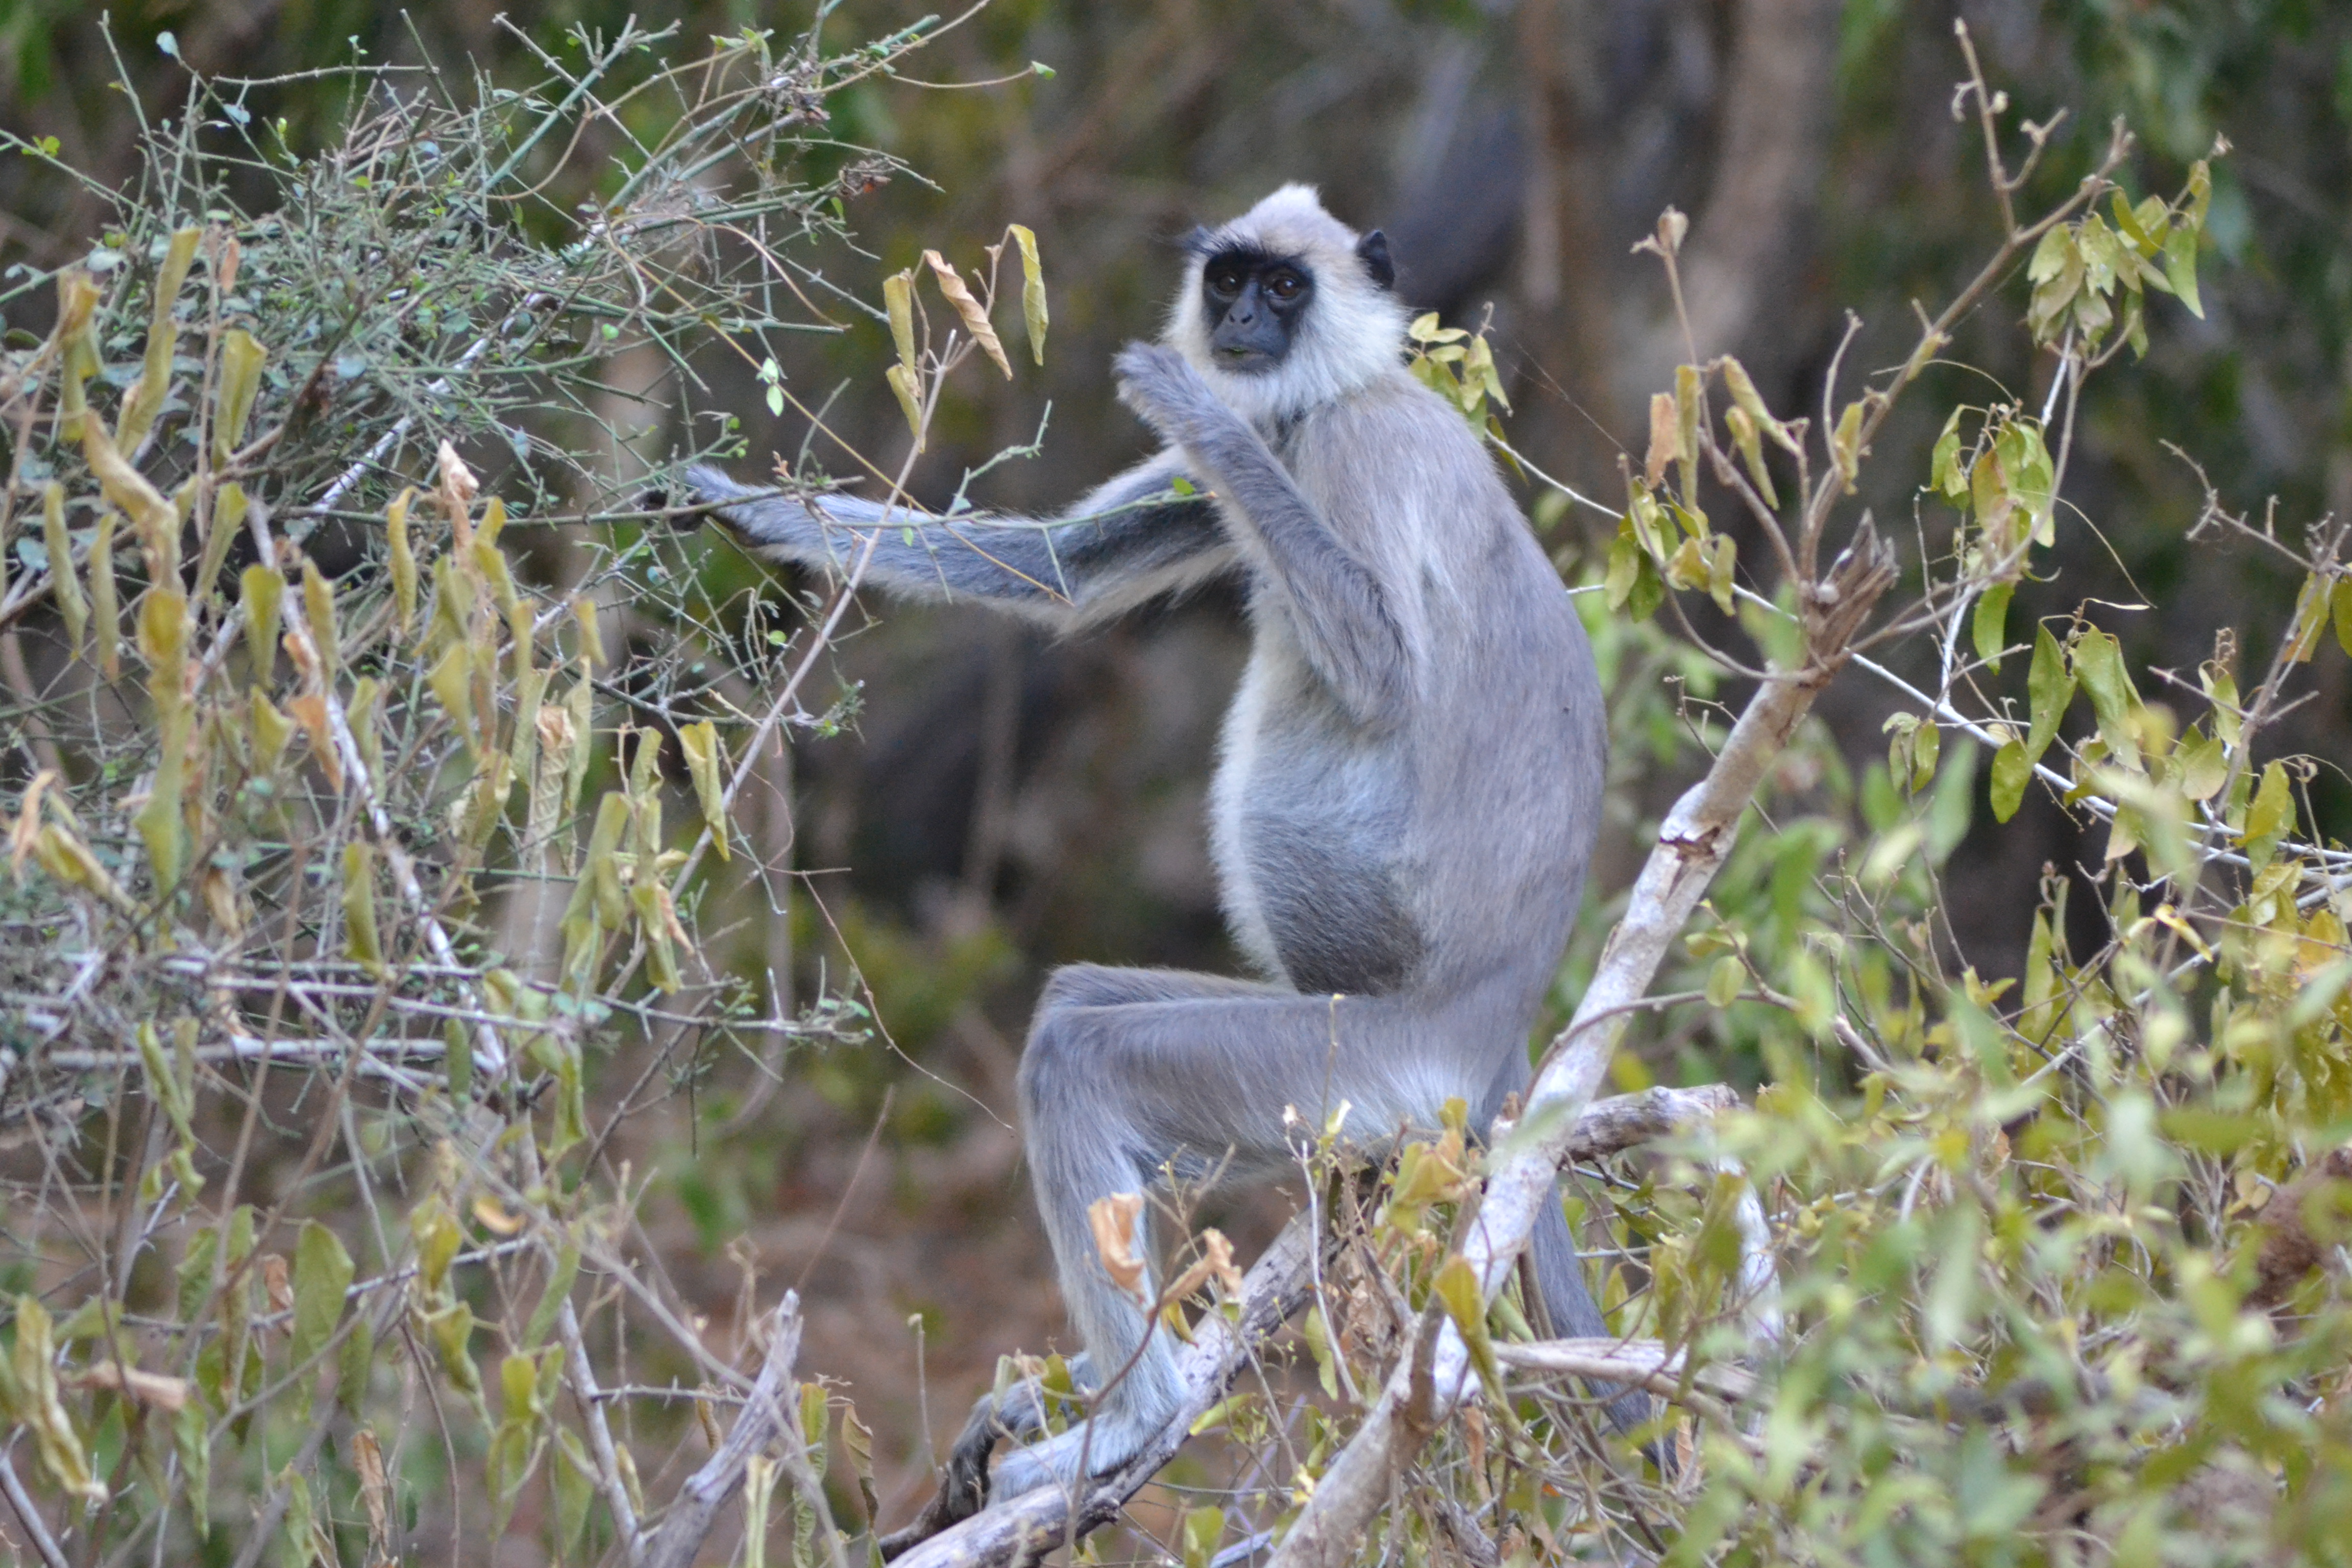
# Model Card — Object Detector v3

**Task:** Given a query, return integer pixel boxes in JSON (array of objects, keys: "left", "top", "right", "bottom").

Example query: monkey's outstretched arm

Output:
[
  {"left": 683, "top": 452, "right": 1233, "bottom": 627},
  {"left": 1111, "top": 345, "right": 1410, "bottom": 719}
]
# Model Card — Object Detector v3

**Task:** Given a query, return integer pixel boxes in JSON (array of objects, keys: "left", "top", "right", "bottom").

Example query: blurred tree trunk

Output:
[{"left": 1626, "top": 0, "right": 1840, "bottom": 396}]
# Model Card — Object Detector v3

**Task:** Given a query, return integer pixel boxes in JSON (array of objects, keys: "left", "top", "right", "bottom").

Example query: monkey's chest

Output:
[{"left": 1210, "top": 665, "right": 1424, "bottom": 995}]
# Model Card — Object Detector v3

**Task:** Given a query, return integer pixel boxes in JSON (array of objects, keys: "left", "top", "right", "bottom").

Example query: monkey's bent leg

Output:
[{"left": 985, "top": 975, "right": 1460, "bottom": 1508}]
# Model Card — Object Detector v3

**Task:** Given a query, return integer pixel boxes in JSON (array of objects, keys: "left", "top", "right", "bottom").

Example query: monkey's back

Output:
[{"left": 1210, "top": 372, "right": 1607, "bottom": 1030}]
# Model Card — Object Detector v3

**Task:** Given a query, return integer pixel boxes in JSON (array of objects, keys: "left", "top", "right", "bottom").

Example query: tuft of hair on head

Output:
[{"left": 1165, "top": 184, "right": 1412, "bottom": 424}]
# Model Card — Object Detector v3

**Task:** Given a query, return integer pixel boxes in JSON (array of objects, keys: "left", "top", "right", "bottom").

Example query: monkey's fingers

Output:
[{"left": 1113, "top": 342, "right": 1219, "bottom": 436}]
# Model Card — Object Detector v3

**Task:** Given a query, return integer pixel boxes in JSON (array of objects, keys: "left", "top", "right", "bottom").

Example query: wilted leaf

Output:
[
  {"left": 212, "top": 328, "right": 266, "bottom": 465},
  {"left": 1644, "top": 393, "right": 1676, "bottom": 491},
  {"left": 680, "top": 719, "right": 728, "bottom": 860},
  {"left": 1088, "top": 1192, "right": 1149, "bottom": 1306},
  {"left": 87, "top": 510, "right": 120, "bottom": 681},
  {"left": 922, "top": 250, "right": 1012, "bottom": 378},
  {"left": 1832, "top": 399, "right": 1864, "bottom": 493},
  {"left": 43, "top": 483, "right": 87, "bottom": 654},
  {"left": 1007, "top": 224, "right": 1047, "bottom": 365},
  {"left": 387, "top": 488, "right": 419, "bottom": 636},
  {"left": 883, "top": 268, "right": 917, "bottom": 379}
]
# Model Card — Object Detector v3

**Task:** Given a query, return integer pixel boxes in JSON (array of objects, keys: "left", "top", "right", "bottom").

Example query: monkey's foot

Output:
[{"left": 877, "top": 1360, "right": 1103, "bottom": 1559}]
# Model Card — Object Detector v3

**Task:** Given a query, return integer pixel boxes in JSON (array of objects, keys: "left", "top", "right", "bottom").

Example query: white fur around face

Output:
[{"left": 1165, "top": 184, "right": 1412, "bottom": 427}]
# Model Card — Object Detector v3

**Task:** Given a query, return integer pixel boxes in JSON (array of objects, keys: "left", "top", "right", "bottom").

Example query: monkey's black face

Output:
[{"left": 1200, "top": 248, "right": 1314, "bottom": 373}]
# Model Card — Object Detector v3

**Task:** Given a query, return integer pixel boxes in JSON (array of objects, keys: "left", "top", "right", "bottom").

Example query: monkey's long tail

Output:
[{"left": 1527, "top": 1190, "right": 1661, "bottom": 1438}]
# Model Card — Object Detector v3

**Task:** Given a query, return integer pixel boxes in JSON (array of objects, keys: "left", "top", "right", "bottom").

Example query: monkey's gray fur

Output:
[{"left": 685, "top": 184, "right": 1643, "bottom": 1516}]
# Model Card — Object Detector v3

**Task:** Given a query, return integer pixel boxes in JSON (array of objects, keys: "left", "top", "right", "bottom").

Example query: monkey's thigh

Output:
[{"left": 1019, "top": 982, "right": 1436, "bottom": 1175}]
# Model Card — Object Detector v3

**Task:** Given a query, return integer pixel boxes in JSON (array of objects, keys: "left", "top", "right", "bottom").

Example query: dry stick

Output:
[
  {"left": 886, "top": 1086, "right": 1735, "bottom": 1568},
  {"left": 639, "top": 1294, "right": 838, "bottom": 1568},
  {"left": 0, "top": 1448, "right": 71, "bottom": 1568},
  {"left": 1266, "top": 532, "right": 1894, "bottom": 1568},
  {"left": 559, "top": 1298, "right": 645, "bottom": 1566}
]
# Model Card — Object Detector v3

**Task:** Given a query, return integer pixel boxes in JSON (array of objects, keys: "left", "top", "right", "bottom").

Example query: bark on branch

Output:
[{"left": 641, "top": 1292, "right": 837, "bottom": 1568}]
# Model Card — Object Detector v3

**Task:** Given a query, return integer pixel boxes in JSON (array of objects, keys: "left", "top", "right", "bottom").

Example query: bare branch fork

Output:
[{"left": 639, "top": 1292, "right": 837, "bottom": 1568}]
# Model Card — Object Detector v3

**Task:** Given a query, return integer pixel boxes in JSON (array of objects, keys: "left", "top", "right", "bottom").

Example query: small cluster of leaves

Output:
[
  {"left": 2026, "top": 160, "right": 2213, "bottom": 355},
  {"left": 1405, "top": 310, "right": 1511, "bottom": 436}
]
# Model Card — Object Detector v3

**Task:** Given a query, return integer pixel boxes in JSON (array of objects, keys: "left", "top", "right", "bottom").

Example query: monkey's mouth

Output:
[{"left": 1214, "top": 346, "right": 1279, "bottom": 373}]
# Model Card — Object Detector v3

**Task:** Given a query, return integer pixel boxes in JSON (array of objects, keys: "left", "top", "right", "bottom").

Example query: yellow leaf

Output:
[
  {"left": 343, "top": 841, "right": 385, "bottom": 978},
  {"left": 249, "top": 689, "right": 296, "bottom": 775},
  {"left": 1008, "top": 224, "right": 1048, "bottom": 366},
  {"left": 387, "top": 487, "right": 419, "bottom": 637},
  {"left": 212, "top": 328, "right": 266, "bottom": 465},
  {"left": 883, "top": 268, "right": 918, "bottom": 379},
  {"left": 303, "top": 558, "right": 339, "bottom": 685},
  {"left": 885, "top": 361, "right": 925, "bottom": 448},
  {"left": 87, "top": 509, "right": 120, "bottom": 681},
  {"left": 571, "top": 597, "right": 604, "bottom": 668},
  {"left": 679, "top": 719, "right": 728, "bottom": 860},
  {"left": 240, "top": 565, "right": 282, "bottom": 688},
  {"left": 1832, "top": 399, "right": 1865, "bottom": 493},
  {"left": 40, "top": 483, "right": 86, "bottom": 655}
]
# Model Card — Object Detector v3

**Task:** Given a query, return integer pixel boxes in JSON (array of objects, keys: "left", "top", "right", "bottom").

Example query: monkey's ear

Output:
[{"left": 1356, "top": 229, "right": 1395, "bottom": 290}]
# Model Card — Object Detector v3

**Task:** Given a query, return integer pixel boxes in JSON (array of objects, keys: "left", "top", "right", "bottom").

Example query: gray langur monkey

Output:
[{"left": 683, "top": 184, "right": 1645, "bottom": 1512}]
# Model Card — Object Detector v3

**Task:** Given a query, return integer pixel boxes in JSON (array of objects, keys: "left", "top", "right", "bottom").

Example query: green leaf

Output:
[
  {"left": 2334, "top": 577, "right": 2352, "bottom": 657},
  {"left": 2242, "top": 761, "right": 2293, "bottom": 870},
  {"left": 2026, "top": 224, "right": 2072, "bottom": 284},
  {"left": 1301, "top": 1305, "right": 1340, "bottom": 1398},
  {"left": 1431, "top": 1255, "right": 1499, "bottom": 1386},
  {"left": 2176, "top": 732, "right": 2227, "bottom": 801},
  {"left": 2025, "top": 624, "right": 2073, "bottom": 766},
  {"left": 1911, "top": 719, "right": 1940, "bottom": 793},
  {"left": 289, "top": 1220, "right": 353, "bottom": 1373},
  {"left": 1706, "top": 955, "right": 1745, "bottom": 1009},
  {"left": 2070, "top": 629, "right": 2139, "bottom": 768},
  {"left": 1181, "top": 1506, "right": 1227, "bottom": 1568},
  {"left": 1990, "top": 738, "right": 2031, "bottom": 822},
  {"left": 1930, "top": 406, "right": 1966, "bottom": 499},
  {"left": 175, "top": 1401, "right": 211, "bottom": 1536},
  {"left": 2163, "top": 226, "right": 2202, "bottom": 318},
  {"left": 337, "top": 1312, "right": 375, "bottom": 1414},
  {"left": 1973, "top": 582, "right": 2013, "bottom": 670}
]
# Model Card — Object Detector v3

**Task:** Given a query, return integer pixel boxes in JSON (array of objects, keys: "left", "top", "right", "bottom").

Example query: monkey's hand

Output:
[{"left": 1114, "top": 341, "right": 1250, "bottom": 453}]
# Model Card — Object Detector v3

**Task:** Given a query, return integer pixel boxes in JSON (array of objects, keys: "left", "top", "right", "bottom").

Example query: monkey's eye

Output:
[
  {"left": 1265, "top": 270, "right": 1305, "bottom": 301},
  {"left": 1207, "top": 267, "right": 1244, "bottom": 299}
]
